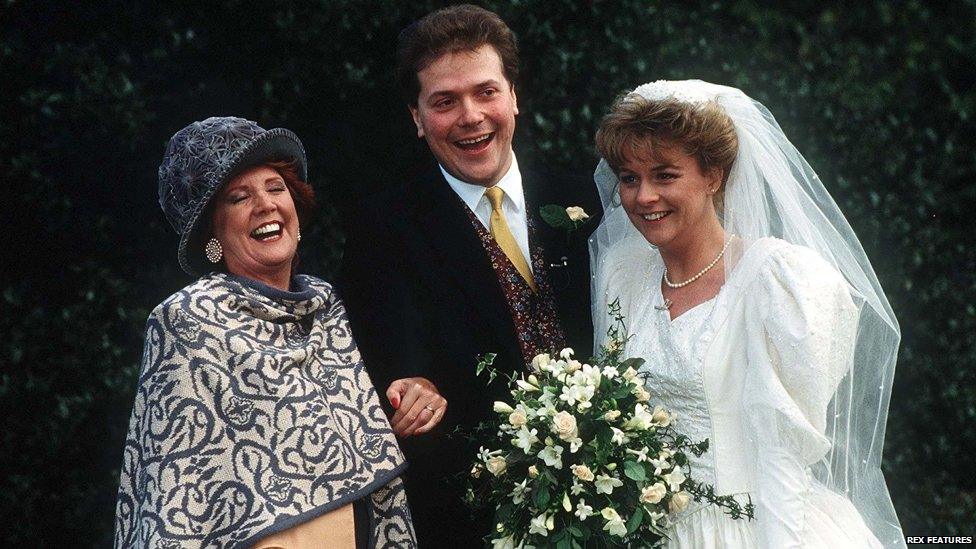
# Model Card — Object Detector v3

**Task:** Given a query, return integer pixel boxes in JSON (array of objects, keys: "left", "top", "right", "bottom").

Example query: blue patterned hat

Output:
[{"left": 158, "top": 116, "right": 307, "bottom": 275}]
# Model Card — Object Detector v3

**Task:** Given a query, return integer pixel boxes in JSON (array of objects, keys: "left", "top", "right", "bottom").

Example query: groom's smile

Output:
[{"left": 409, "top": 44, "right": 518, "bottom": 187}]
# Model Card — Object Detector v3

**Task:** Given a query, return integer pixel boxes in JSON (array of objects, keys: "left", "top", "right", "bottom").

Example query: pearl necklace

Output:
[{"left": 663, "top": 235, "right": 733, "bottom": 289}]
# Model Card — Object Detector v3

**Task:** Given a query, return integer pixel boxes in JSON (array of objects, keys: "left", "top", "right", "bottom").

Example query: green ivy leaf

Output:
[
  {"left": 540, "top": 204, "right": 575, "bottom": 230},
  {"left": 536, "top": 485, "right": 551, "bottom": 508},
  {"left": 624, "top": 460, "right": 646, "bottom": 482},
  {"left": 626, "top": 506, "right": 644, "bottom": 534}
]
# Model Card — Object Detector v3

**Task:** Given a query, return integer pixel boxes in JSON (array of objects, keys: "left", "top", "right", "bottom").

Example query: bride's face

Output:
[{"left": 617, "top": 144, "right": 721, "bottom": 250}]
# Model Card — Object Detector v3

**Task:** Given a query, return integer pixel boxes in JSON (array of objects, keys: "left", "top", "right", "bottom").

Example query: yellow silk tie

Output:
[{"left": 484, "top": 186, "right": 536, "bottom": 291}]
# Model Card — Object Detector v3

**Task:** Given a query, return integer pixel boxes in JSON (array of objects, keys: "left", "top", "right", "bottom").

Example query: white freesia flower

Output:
[
  {"left": 538, "top": 444, "right": 564, "bottom": 469},
  {"left": 669, "top": 490, "right": 692, "bottom": 512},
  {"left": 552, "top": 411, "right": 578, "bottom": 441},
  {"left": 565, "top": 206, "right": 590, "bottom": 221},
  {"left": 509, "top": 479, "right": 529, "bottom": 504},
  {"left": 594, "top": 474, "right": 624, "bottom": 495},
  {"left": 603, "top": 410, "right": 621, "bottom": 421},
  {"left": 575, "top": 500, "right": 593, "bottom": 520},
  {"left": 528, "top": 465, "right": 539, "bottom": 478},
  {"left": 493, "top": 401, "right": 515, "bottom": 414},
  {"left": 513, "top": 427, "right": 539, "bottom": 453},
  {"left": 626, "top": 447, "right": 649, "bottom": 462},
  {"left": 580, "top": 364, "right": 602, "bottom": 386},
  {"left": 559, "top": 384, "right": 587, "bottom": 407},
  {"left": 649, "top": 455, "right": 671, "bottom": 476},
  {"left": 610, "top": 427, "right": 629, "bottom": 445},
  {"left": 559, "top": 348, "right": 574, "bottom": 360},
  {"left": 515, "top": 378, "right": 539, "bottom": 392},
  {"left": 528, "top": 513, "right": 549, "bottom": 536},
  {"left": 602, "top": 365, "right": 619, "bottom": 379},
  {"left": 569, "top": 437, "right": 583, "bottom": 453},
  {"left": 571, "top": 463, "right": 595, "bottom": 482},
  {"left": 623, "top": 403, "right": 655, "bottom": 431},
  {"left": 640, "top": 482, "right": 667, "bottom": 504},
  {"left": 633, "top": 386, "right": 651, "bottom": 402},
  {"left": 600, "top": 507, "right": 627, "bottom": 537},
  {"left": 663, "top": 467, "right": 687, "bottom": 491},
  {"left": 487, "top": 456, "right": 507, "bottom": 476},
  {"left": 651, "top": 405, "right": 672, "bottom": 427},
  {"left": 530, "top": 353, "right": 551, "bottom": 372},
  {"left": 570, "top": 478, "right": 584, "bottom": 495},
  {"left": 562, "top": 492, "right": 572, "bottom": 512}
]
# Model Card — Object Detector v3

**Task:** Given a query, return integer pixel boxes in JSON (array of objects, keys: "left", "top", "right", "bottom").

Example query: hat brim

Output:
[{"left": 177, "top": 128, "right": 308, "bottom": 275}]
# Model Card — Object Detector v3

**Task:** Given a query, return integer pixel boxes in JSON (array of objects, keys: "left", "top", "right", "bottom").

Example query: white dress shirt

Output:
[{"left": 440, "top": 154, "right": 533, "bottom": 273}]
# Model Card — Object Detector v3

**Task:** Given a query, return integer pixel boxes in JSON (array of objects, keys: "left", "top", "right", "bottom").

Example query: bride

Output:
[{"left": 589, "top": 81, "right": 905, "bottom": 548}]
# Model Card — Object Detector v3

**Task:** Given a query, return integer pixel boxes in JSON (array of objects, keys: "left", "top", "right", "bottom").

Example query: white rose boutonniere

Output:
[
  {"left": 540, "top": 204, "right": 593, "bottom": 237},
  {"left": 565, "top": 206, "right": 590, "bottom": 222}
]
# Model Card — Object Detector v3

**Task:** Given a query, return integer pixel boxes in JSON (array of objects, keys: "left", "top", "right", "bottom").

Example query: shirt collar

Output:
[{"left": 439, "top": 152, "right": 524, "bottom": 213}]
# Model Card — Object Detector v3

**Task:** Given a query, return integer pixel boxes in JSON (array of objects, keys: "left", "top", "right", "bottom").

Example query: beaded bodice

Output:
[{"left": 627, "top": 288, "right": 719, "bottom": 490}]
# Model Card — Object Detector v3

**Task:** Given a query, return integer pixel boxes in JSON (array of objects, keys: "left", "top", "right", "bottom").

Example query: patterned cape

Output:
[{"left": 114, "top": 273, "right": 415, "bottom": 548}]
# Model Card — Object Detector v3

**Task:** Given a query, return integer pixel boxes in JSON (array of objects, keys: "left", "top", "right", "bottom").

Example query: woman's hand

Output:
[{"left": 386, "top": 377, "right": 447, "bottom": 437}]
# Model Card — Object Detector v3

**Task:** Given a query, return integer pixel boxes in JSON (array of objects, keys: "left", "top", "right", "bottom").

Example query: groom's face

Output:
[{"left": 409, "top": 44, "right": 518, "bottom": 187}]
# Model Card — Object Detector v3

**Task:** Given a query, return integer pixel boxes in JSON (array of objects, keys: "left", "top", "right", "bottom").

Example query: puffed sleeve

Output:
[{"left": 742, "top": 242, "right": 859, "bottom": 548}]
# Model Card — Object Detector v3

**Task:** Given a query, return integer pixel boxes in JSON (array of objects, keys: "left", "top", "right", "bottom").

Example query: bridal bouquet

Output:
[{"left": 468, "top": 302, "right": 750, "bottom": 548}]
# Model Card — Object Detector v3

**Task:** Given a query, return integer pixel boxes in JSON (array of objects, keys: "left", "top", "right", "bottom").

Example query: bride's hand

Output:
[{"left": 386, "top": 377, "right": 447, "bottom": 437}]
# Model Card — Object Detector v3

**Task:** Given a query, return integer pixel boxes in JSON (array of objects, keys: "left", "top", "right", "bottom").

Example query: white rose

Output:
[
  {"left": 651, "top": 405, "right": 672, "bottom": 427},
  {"left": 565, "top": 206, "right": 590, "bottom": 222},
  {"left": 528, "top": 465, "right": 539, "bottom": 478},
  {"left": 530, "top": 353, "right": 551, "bottom": 372},
  {"left": 486, "top": 456, "right": 507, "bottom": 476},
  {"left": 509, "top": 409, "right": 528, "bottom": 427},
  {"left": 640, "top": 482, "right": 666, "bottom": 504},
  {"left": 564, "top": 359, "right": 582, "bottom": 374},
  {"left": 470, "top": 464, "right": 483, "bottom": 479},
  {"left": 669, "top": 491, "right": 692, "bottom": 512},
  {"left": 552, "top": 411, "right": 579, "bottom": 441},
  {"left": 622, "top": 367, "right": 638, "bottom": 381},
  {"left": 571, "top": 463, "right": 595, "bottom": 482},
  {"left": 603, "top": 410, "right": 621, "bottom": 421},
  {"left": 633, "top": 386, "right": 651, "bottom": 402}
]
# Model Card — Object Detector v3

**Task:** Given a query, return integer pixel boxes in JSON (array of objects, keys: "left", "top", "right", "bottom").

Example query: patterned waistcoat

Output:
[{"left": 464, "top": 208, "right": 566, "bottom": 365}]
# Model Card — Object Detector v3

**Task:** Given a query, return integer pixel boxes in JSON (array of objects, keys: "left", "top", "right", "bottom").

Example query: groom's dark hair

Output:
[{"left": 396, "top": 4, "right": 519, "bottom": 107}]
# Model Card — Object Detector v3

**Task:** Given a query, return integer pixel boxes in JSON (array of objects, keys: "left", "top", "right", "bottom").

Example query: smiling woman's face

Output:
[
  {"left": 617, "top": 144, "right": 721, "bottom": 251},
  {"left": 210, "top": 165, "right": 298, "bottom": 284}
]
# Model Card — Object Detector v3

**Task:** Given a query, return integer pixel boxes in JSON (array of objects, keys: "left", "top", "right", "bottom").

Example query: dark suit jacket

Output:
[{"left": 338, "top": 162, "right": 600, "bottom": 547}]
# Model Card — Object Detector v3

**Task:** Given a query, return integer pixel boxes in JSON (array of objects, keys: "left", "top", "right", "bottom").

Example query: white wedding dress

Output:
[{"left": 603, "top": 236, "right": 885, "bottom": 548}]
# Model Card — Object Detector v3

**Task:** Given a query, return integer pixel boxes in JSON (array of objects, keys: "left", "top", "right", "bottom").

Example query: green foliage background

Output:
[{"left": 2, "top": 0, "right": 973, "bottom": 545}]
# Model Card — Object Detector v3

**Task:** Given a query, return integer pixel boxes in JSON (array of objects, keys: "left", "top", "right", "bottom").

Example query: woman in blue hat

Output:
[{"left": 114, "top": 117, "right": 421, "bottom": 548}]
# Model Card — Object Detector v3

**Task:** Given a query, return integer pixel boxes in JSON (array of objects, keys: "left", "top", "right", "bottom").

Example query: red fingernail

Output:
[{"left": 391, "top": 397, "right": 400, "bottom": 409}]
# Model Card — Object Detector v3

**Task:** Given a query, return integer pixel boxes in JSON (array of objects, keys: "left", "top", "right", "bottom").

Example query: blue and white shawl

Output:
[{"left": 114, "top": 273, "right": 415, "bottom": 548}]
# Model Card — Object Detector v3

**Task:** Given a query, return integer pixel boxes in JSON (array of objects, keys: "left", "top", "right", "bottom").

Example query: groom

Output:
[{"left": 339, "top": 4, "right": 598, "bottom": 545}]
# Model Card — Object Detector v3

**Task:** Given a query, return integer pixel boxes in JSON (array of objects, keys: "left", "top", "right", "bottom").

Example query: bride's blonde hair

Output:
[{"left": 595, "top": 94, "right": 738, "bottom": 198}]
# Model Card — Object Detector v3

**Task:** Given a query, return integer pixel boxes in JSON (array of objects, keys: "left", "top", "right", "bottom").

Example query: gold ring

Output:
[{"left": 424, "top": 405, "right": 435, "bottom": 412}]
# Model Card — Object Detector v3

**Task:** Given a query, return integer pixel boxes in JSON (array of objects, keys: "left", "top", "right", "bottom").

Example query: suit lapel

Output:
[{"left": 405, "top": 170, "right": 520, "bottom": 358}]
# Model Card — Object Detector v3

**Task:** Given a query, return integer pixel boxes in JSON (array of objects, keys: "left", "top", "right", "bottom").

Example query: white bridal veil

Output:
[{"left": 589, "top": 80, "right": 904, "bottom": 547}]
